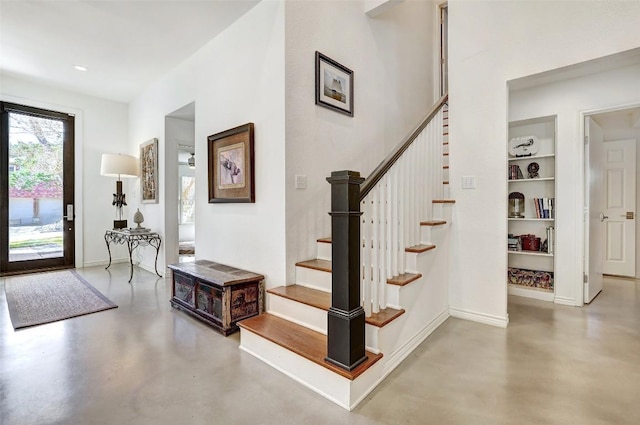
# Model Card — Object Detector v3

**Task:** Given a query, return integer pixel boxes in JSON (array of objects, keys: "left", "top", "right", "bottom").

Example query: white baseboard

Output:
[
  {"left": 449, "top": 307, "right": 509, "bottom": 328},
  {"left": 554, "top": 296, "right": 576, "bottom": 306},
  {"left": 82, "top": 258, "right": 128, "bottom": 268}
]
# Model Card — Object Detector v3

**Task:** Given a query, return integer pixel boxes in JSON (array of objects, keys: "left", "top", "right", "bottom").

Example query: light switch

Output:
[
  {"left": 462, "top": 176, "right": 476, "bottom": 189},
  {"left": 295, "top": 174, "right": 307, "bottom": 189}
]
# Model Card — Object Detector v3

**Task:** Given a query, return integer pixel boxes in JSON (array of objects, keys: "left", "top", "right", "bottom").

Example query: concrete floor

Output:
[{"left": 1, "top": 266, "right": 639, "bottom": 425}]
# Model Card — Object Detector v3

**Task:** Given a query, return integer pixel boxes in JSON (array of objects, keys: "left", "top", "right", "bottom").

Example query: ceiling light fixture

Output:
[{"left": 74, "top": 65, "right": 88, "bottom": 71}]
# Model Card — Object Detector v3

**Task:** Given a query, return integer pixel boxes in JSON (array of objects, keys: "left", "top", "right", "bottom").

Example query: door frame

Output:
[
  {"left": 580, "top": 101, "right": 640, "bottom": 304},
  {"left": 0, "top": 95, "right": 84, "bottom": 271}
]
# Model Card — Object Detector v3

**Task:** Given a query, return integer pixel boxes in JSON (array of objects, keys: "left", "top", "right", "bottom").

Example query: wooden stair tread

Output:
[
  {"left": 420, "top": 220, "right": 447, "bottom": 226},
  {"left": 387, "top": 273, "right": 422, "bottom": 287},
  {"left": 405, "top": 243, "right": 436, "bottom": 253},
  {"left": 239, "top": 313, "right": 383, "bottom": 380},
  {"left": 443, "top": 165, "right": 449, "bottom": 169},
  {"left": 367, "top": 307, "right": 405, "bottom": 328},
  {"left": 432, "top": 199, "right": 456, "bottom": 204},
  {"left": 296, "top": 259, "right": 332, "bottom": 272},
  {"left": 317, "top": 237, "right": 332, "bottom": 244},
  {"left": 268, "top": 285, "right": 330, "bottom": 311},
  {"left": 443, "top": 181, "right": 450, "bottom": 184},
  {"left": 268, "top": 285, "right": 404, "bottom": 327}
]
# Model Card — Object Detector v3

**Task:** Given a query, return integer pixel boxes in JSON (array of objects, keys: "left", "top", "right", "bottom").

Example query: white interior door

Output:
[
  {"left": 602, "top": 139, "right": 636, "bottom": 277},
  {"left": 585, "top": 117, "right": 604, "bottom": 303}
]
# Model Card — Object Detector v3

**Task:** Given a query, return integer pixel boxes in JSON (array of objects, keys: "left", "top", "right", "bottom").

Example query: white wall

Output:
[
  {"left": 128, "top": 1, "right": 286, "bottom": 285},
  {"left": 592, "top": 110, "right": 640, "bottom": 278},
  {"left": 284, "top": 0, "right": 437, "bottom": 280},
  {"left": 0, "top": 75, "right": 130, "bottom": 267},
  {"left": 449, "top": 0, "right": 640, "bottom": 324},
  {"left": 510, "top": 63, "right": 640, "bottom": 303}
]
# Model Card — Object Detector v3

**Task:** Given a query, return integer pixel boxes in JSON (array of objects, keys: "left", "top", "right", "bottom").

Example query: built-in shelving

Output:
[
  {"left": 507, "top": 115, "right": 556, "bottom": 301},
  {"left": 508, "top": 153, "right": 555, "bottom": 162},
  {"left": 508, "top": 177, "right": 555, "bottom": 183},
  {"left": 508, "top": 250, "right": 553, "bottom": 257}
]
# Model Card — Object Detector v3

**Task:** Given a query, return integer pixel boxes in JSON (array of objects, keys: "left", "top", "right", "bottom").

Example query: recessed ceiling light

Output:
[{"left": 74, "top": 65, "right": 87, "bottom": 71}]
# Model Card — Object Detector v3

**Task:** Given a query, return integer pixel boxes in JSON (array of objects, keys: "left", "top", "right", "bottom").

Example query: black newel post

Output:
[{"left": 325, "top": 170, "right": 367, "bottom": 371}]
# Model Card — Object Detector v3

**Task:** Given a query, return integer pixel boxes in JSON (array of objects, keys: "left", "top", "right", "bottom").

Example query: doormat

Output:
[{"left": 4, "top": 270, "right": 117, "bottom": 329}]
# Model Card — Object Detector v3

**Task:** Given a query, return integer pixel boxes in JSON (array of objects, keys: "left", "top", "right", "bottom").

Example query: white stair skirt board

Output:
[
  {"left": 239, "top": 328, "right": 385, "bottom": 411},
  {"left": 449, "top": 307, "right": 509, "bottom": 328},
  {"left": 316, "top": 241, "right": 332, "bottom": 261},
  {"left": 295, "top": 266, "right": 332, "bottom": 292},
  {"left": 267, "top": 294, "right": 327, "bottom": 335}
]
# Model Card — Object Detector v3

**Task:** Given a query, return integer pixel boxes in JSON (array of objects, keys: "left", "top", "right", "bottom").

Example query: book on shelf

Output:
[
  {"left": 546, "top": 226, "right": 554, "bottom": 254},
  {"left": 508, "top": 164, "right": 524, "bottom": 180},
  {"left": 532, "top": 197, "right": 554, "bottom": 219}
]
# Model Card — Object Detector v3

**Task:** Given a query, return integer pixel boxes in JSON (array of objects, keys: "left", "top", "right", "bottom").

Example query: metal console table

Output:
[{"left": 104, "top": 230, "right": 162, "bottom": 282}]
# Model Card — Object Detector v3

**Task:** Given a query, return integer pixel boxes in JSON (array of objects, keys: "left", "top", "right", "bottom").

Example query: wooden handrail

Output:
[{"left": 360, "top": 94, "right": 448, "bottom": 200}]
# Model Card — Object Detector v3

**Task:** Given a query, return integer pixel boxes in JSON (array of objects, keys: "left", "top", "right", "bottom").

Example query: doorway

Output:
[
  {"left": 163, "top": 102, "right": 195, "bottom": 269},
  {"left": 584, "top": 105, "right": 640, "bottom": 301},
  {"left": 0, "top": 102, "right": 75, "bottom": 275}
]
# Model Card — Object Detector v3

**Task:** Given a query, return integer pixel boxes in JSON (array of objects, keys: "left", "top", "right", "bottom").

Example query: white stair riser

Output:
[
  {"left": 268, "top": 293, "right": 386, "bottom": 353},
  {"left": 239, "top": 329, "right": 352, "bottom": 409},
  {"left": 443, "top": 184, "right": 450, "bottom": 199},
  {"left": 317, "top": 242, "right": 332, "bottom": 261},
  {"left": 296, "top": 266, "right": 332, "bottom": 292},
  {"left": 432, "top": 203, "right": 453, "bottom": 222},
  {"left": 420, "top": 223, "right": 447, "bottom": 245},
  {"left": 267, "top": 294, "right": 327, "bottom": 334}
]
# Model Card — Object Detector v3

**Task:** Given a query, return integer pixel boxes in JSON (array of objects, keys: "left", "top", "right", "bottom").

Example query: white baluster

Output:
[
  {"left": 371, "top": 187, "right": 379, "bottom": 314},
  {"left": 362, "top": 199, "right": 371, "bottom": 317},
  {"left": 391, "top": 168, "right": 399, "bottom": 278}
]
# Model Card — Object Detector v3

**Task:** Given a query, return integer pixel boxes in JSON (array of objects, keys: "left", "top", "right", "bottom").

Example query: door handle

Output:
[
  {"left": 599, "top": 213, "right": 608, "bottom": 222},
  {"left": 63, "top": 204, "right": 74, "bottom": 221}
]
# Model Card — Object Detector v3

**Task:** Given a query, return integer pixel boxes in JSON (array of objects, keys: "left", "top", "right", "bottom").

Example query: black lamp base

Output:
[{"left": 114, "top": 220, "right": 127, "bottom": 229}]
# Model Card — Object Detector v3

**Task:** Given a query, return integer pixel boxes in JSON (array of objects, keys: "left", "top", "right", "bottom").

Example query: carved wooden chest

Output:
[{"left": 168, "top": 260, "right": 264, "bottom": 335}]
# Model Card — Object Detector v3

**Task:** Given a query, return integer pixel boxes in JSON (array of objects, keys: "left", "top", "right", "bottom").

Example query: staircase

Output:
[{"left": 239, "top": 96, "right": 453, "bottom": 410}]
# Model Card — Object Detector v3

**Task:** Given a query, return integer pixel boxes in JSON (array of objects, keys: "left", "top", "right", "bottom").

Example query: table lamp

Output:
[{"left": 100, "top": 153, "right": 139, "bottom": 229}]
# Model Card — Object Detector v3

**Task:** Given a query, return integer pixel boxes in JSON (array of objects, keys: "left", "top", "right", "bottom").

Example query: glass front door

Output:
[{"left": 1, "top": 102, "right": 75, "bottom": 274}]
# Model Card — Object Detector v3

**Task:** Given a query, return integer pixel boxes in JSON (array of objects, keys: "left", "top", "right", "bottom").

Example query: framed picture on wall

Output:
[
  {"left": 208, "top": 123, "right": 255, "bottom": 203},
  {"left": 140, "top": 138, "right": 158, "bottom": 203},
  {"left": 315, "top": 51, "right": 354, "bottom": 117}
]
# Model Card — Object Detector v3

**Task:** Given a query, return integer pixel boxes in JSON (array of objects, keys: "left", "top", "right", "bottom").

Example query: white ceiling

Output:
[{"left": 0, "top": 0, "right": 260, "bottom": 103}]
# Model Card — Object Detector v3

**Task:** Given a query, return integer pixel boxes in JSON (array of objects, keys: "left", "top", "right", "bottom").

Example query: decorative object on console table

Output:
[
  {"left": 140, "top": 138, "right": 159, "bottom": 204},
  {"left": 133, "top": 208, "right": 144, "bottom": 228},
  {"left": 315, "top": 51, "right": 354, "bottom": 117},
  {"left": 100, "top": 153, "right": 139, "bottom": 229},
  {"left": 509, "top": 192, "right": 525, "bottom": 218},
  {"left": 208, "top": 123, "right": 255, "bottom": 203},
  {"left": 168, "top": 260, "right": 265, "bottom": 335}
]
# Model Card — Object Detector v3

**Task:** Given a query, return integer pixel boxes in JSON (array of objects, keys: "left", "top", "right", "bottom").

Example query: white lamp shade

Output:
[{"left": 100, "top": 153, "right": 139, "bottom": 178}]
